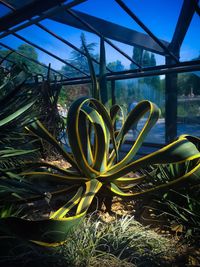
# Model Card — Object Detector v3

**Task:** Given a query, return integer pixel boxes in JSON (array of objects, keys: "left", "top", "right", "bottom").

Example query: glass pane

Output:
[
  {"left": 180, "top": 13, "right": 200, "bottom": 62},
  {"left": 0, "top": 35, "right": 64, "bottom": 76},
  {"left": 73, "top": 0, "right": 146, "bottom": 33},
  {"left": 17, "top": 25, "right": 72, "bottom": 71},
  {"left": 115, "top": 75, "right": 165, "bottom": 145},
  {"left": 0, "top": 3, "right": 12, "bottom": 17},
  {"left": 129, "top": 46, "right": 165, "bottom": 69},
  {"left": 177, "top": 71, "right": 200, "bottom": 137},
  {"left": 40, "top": 19, "right": 100, "bottom": 75},
  {"left": 124, "top": 0, "right": 184, "bottom": 43},
  {"left": 105, "top": 40, "right": 132, "bottom": 71},
  {"left": 58, "top": 83, "right": 91, "bottom": 147},
  {"left": 59, "top": 83, "right": 90, "bottom": 109}
]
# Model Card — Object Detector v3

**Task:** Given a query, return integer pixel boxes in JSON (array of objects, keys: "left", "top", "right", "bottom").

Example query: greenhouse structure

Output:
[{"left": 0, "top": 0, "right": 200, "bottom": 266}]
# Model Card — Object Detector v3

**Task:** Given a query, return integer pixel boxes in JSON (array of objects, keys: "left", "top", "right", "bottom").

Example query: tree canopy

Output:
[{"left": 0, "top": 44, "right": 44, "bottom": 75}]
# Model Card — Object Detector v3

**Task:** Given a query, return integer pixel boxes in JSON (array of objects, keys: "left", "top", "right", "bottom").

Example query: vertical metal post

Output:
[
  {"left": 111, "top": 80, "right": 116, "bottom": 106},
  {"left": 165, "top": 56, "right": 178, "bottom": 143},
  {"left": 165, "top": 0, "right": 196, "bottom": 143}
]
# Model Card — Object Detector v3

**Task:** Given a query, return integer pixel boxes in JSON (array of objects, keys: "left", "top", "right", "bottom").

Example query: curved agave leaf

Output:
[
  {"left": 1, "top": 97, "right": 200, "bottom": 247},
  {"left": 0, "top": 212, "right": 85, "bottom": 245}
]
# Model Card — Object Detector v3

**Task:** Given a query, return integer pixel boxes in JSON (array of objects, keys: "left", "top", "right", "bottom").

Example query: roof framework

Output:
[
  {"left": 0, "top": 0, "right": 199, "bottom": 78},
  {"left": 0, "top": 0, "right": 199, "bottom": 143}
]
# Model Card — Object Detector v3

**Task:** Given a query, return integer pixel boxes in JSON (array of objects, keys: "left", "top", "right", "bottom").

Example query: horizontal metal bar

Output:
[
  {"left": 115, "top": 0, "right": 179, "bottom": 63},
  {"left": 57, "top": 60, "right": 200, "bottom": 85},
  {"left": 0, "top": 42, "right": 68, "bottom": 79},
  {"left": 13, "top": 32, "right": 89, "bottom": 77}
]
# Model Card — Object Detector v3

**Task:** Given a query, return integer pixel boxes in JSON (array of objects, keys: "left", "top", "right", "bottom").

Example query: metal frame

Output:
[
  {"left": 0, "top": 1, "right": 112, "bottom": 73},
  {"left": 192, "top": 0, "right": 200, "bottom": 17},
  {"left": 0, "top": 0, "right": 86, "bottom": 32},
  {"left": 0, "top": 0, "right": 199, "bottom": 144},
  {"left": 115, "top": 0, "right": 179, "bottom": 63},
  {"left": 51, "top": 60, "right": 200, "bottom": 85},
  {"left": 35, "top": 22, "right": 112, "bottom": 73},
  {"left": 51, "top": 9, "right": 169, "bottom": 55},
  {"left": 0, "top": 0, "right": 89, "bottom": 77},
  {"left": 12, "top": 32, "right": 89, "bottom": 77},
  {"left": 65, "top": 9, "right": 141, "bottom": 68},
  {"left": 165, "top": 0, "right": 198, "bottom": 142},
  {"left": 0, "top": 53, "right": 15, "bottom": 65}
]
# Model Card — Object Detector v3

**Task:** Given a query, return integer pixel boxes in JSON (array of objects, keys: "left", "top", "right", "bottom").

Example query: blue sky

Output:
[{"left": 0, "top": 0, "right": 199, "bottom": 71}]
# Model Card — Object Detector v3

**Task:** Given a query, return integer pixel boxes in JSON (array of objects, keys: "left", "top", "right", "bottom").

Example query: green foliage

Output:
[
  {"left": 177, "top": 73, "right": 200, "bottom": 96},
  {"left": 37, "top": 68, "right": 64, "bottom": 142},
  {"left": 0, "top": 215, "right": 178, "bottom": 267},
  {"left": 0, "top": 63, "right": 39, "bottom": 166},
  {"left": 61, "top": 33, "right": 98, "bottom": 77},
  {"left": 2, "top": 98, "right": 198, "bottom": 246},
  {"left": 130, "top": 47, "right": 143, "bottom": 70},
  {"left": 0, "top": 39, "right": 200, "bottom": 248},
  {"left": 127, "top": 47, "right": 163, "bottom": 108},
  {"left": 0, "top": 44, "right": 44, "bottom": 75},
  {"left": 107, "top": 60, "right": 125, "bottom": 72},
  {"left": 0, "top": 61, "right": 47, "bottom": 207},
  {"left": 144, "top": 160, "right": 200, "bottom": 237}
]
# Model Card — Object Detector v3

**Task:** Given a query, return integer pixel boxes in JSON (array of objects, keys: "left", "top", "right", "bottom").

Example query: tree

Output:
[
  {"left": 0, "top": 44, "right": 44, "bottom": 75},
  {"left": 61, "top": 33, "right": 98, "bottom": 77},
  {"left": 107, "top": 60, "right": 124, "bottom": 72},
  {"left": 106, "top": 60, "right": 126, "bottom": 105},
  {"left": 150, "top": 53, "right": 156, "bottom": 66},
  {"left": 129, "top": 47, "right": 163, "bottom": 106},
  {"left": 177, "top": 73, "right": 200, "bottom": 96},
  {"left": 142, "top": 50, "right": 151, "bottom": 67},
  {"left": 130, "top": 46, "right": 143, "bottom": 70}
]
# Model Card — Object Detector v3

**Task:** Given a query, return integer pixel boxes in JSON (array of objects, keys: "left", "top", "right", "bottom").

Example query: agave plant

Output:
[
  {"left": 0, "top": 96, "right": 199, "bottom": 246},
  {"left": 0, "top": 39, "right": 200, "bottom": 247}
]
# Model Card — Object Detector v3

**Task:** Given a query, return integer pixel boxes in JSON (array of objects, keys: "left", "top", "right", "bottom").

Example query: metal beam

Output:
[
  {"left": 0, "top": 0, "right": 67, "bottom": 32},
  {"left": 115, "top": 0, "right": 179, "bottom": 63},
  {"left": 169, "top": 0, "right": 197, "bottom": 54},
  {"left": 0, "top": 1, "right": 86, "bottom": 40},
  {"left": 12, "top": 32, "right": 89, "bottom": 77},
  {"left": 51, "top": 10, "right": 169, "bottom": 56},
  {"left": 54, "top": 60, "right": 200, "bottom": 85},
  {"left": 111, "top": 80, "right": 116, "bottom": 106},
  {"left": 165, "top": 58, "right": 178, "bottom": 143},
  {"left": 0, "top": 42, "right": 69, "bottom": 79}
]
